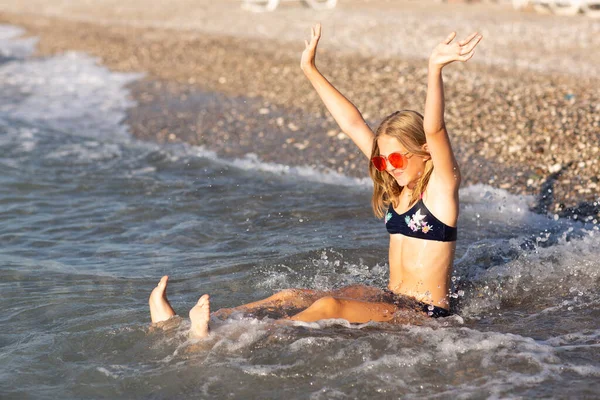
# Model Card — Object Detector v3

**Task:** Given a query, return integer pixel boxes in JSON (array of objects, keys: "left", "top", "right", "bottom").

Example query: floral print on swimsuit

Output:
[
  {"left": 404, "top": 209, "right": 432, "bottom": 234},
  {"left": 385, "top": 211, "right": 393, "bottom": 224}
]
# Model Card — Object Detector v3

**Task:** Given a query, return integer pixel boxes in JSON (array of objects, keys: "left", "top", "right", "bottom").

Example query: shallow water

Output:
[{"left": 0, "top": 25, "right": 599, "bottom": 399}]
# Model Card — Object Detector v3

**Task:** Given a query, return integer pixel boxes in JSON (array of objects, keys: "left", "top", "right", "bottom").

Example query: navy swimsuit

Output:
[
  {"left": 384, "top": 194, "right": 457, "bottom": 318},
  {"left": 385, "top": 197, "right": 457, "bottom": 242}
]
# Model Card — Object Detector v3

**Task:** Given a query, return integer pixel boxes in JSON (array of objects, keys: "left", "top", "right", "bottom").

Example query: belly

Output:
[{"left": 388, "top": 235, "right": 455, "bottom": 308}]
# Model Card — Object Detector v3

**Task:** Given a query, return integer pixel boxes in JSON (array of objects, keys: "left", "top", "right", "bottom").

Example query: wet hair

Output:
[{"left": 369, "top": 110, "right": 433, "bottom": 218}]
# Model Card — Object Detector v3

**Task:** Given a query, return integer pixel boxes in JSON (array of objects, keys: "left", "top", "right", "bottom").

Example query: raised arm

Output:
[
  {"left": 424, "top": 32, "right": 482, "bottom": 187},
  {"left": 301, "top": 24, "right": 374, "bottom": 158}
]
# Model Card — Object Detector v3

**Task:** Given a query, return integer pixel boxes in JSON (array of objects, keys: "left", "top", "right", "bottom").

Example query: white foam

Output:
[
  {"left": 309, "top": 388, "right": 349, "bottom": 400},
  {"left": 288, "top": 336, "right": 336, "bottom": 351},
  {"left": 301, "top": 325, "right": 577, "bottom": 395},
  {"left": 460, "top": 229, "right": 600, "bottom": 315},
  {"left": 240, "top": 360, "right": 306, "bottom": 377},
  {"left": 0, "top": 35, "right": 141, "bottom": 141},
  {"left": 141, "top": 310, "right": 599, "bottom": 396},
  {"left": 255, "top": 249, "right": 388, "bottom": 292},
  {"left": 96, "top": 367, "right": 119, "bottom": 379},
  {"left": 0, "top": 25, "right": 36, "bottom": 59},
  {"left": 182, "top": 146, "right": 373, "bottom": 188},
  {"left": 45, "top": 142, "right": 123, "bottom": 164},
  {"left": 544, "top": 329, "right": 600, "bottom": 348},
  {"left": 460, "top": 184, "right": 538, "bottom": 223},
  {"left": 208, "top": 318, "right": 271, "bottom": 353}
]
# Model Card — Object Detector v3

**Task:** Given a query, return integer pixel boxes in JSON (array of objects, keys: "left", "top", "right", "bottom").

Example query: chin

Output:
[
  {"left": 394, "top": 176, "right": 409, "bottom": 186},
  {"left": 395, "top": 175, "right": 418, "bottom": 189}
]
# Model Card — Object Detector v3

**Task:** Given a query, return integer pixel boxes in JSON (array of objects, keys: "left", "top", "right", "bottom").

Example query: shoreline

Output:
[{"left": 0, "top": 5, "right": 598, "bottom": 220}]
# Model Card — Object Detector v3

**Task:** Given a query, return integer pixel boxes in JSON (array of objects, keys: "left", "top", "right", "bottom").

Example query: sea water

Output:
[{"left": 0, "top": 25, "right": 598, "bottom": 399}]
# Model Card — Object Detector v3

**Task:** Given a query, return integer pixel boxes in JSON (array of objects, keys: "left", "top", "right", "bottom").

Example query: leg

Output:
[
  {"left": 213, "top": 288, "right": 324, "bottom": 318},
  {"left": 330, "top": 284, "right": 385, "bottom": 301},
  {"left": 289, "top": 296, "right": 397, "bottom": 323},
  {"left": 149, "top": 276, "right": 176, "bottom": 323}
]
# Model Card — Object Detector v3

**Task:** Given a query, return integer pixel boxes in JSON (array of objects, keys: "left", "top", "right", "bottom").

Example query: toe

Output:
[
  {"left": 197, "top": 294, "right": 210, "bottom": 306},
  {"left": 158, "top": 275, "right": 169, "bottom": 287},
  {"left": 150, "top": 276, "right": 170, "bottom": 305}
]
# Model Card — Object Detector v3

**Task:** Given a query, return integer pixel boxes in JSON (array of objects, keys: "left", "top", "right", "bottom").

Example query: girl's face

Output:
[{"left": 377, "top": 134, "right": 428, "bottom": 189}]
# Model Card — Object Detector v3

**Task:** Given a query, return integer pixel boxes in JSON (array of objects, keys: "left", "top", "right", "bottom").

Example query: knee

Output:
[
  {"left": 273, "top": 289, "right": 298, "bottom": 300},
  {"left": 311, "top": 296, "right": 342, "bottom": 316}
]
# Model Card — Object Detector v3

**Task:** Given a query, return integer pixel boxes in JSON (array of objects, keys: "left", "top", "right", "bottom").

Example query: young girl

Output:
[{"left": 149, "top": 25, "right": 482, "bottom": 338}]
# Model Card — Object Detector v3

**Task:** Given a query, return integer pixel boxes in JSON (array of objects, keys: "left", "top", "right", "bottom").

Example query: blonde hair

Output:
[{"left": 369, "top": 110, "right": 433, "bottom": 218}]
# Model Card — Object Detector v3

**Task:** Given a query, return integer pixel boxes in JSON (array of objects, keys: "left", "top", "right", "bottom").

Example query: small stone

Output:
[
  {"left": 508, "top": 145, "right": 521, "bottom": 154},
  {"left": 293, "top": 141, "right": 309, "bottom": 150},
  {"left": 548, "top": 163, "right": 562, "bottom": 173}
]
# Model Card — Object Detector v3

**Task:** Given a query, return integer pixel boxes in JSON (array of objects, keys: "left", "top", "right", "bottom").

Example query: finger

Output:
[
  {"left": 460, "top": 49, "right": 476, "bottom": 62},
  {"left": 460, "top": 34, "right": 482, "bottom": 55},
  {"left": 459, "top": 32, "right": 478, "bottom": 46},
  {"left": 305, "top": 39, "right": 309, "bottom": 49},
  {"left": 443, "top": 32, "right": 456, "bottom": 45},
  {"left": 311, "top": 29, "right": 321, "bottom": 45},
  {"left": 315, "top": 23, "right": 322, "bottom": 37}
]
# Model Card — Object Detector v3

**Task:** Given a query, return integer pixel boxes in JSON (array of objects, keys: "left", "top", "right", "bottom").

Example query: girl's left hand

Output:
[
  {"left": 301, "top": 23, "right": 322, "bottom": 73},
  {"left": 429, "top": 32, "right": 482, "bottom": 69}
]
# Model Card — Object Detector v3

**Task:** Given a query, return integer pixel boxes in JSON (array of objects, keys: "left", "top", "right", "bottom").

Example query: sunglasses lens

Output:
[
  {"left": 371, "top": 156, "right": 386, "bottom": 171},
  {"left": 387, "top": 153, "right": 406, "bottom": 169}
]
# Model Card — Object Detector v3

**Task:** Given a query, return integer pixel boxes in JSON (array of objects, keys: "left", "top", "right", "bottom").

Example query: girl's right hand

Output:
[{"left": 301, "top": 23, "right": 321, "bottom": 73}]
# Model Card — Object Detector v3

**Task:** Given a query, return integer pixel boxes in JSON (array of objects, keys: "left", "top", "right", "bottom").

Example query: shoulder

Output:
[{"left": 423, "top": 170, "right": 460, "bottom": 226}]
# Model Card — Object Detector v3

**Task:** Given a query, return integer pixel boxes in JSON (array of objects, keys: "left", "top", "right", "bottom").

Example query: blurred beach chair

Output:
[
  {"left": 512, "top": 0, "right": 531, "bottom": 9},
  {"left": 242, "top": 0, "right": 338, "bottom": 12},
  {"left": 521, "top": 0, "right": 600, "bottom": 16},
  {"left": 551, "top": 0, "right": 583, "bottom": 15},
  {"left": 581, "top": 0, "right": 600, "bottom": 17},
  {"left": 530, "top": 0, "right": 555, "bottom": 14}
]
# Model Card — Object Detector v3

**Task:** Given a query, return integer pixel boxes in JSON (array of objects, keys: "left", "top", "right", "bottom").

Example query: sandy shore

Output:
[{"left": 0, "top": 0, "right": 598, "bottom": 219}]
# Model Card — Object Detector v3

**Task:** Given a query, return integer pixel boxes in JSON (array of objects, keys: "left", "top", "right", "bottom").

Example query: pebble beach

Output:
[{"left": 1, "top": 0, "right": 598, "bottom": 219}]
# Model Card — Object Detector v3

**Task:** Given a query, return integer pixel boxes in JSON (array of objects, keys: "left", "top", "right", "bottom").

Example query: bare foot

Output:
[
  {"left": 189, "top": 294, "right": 211, "bottom": 339},
  {"left": 149, "top": 276, "right": 176, "bottom": 323}
]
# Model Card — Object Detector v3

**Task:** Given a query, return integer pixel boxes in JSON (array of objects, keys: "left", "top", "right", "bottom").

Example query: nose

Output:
[{"left": 385, "top": 159, "right": 395, "bottom": 173}]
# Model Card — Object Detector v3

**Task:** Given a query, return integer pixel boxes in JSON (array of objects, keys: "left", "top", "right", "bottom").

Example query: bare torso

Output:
[{"left": 386, "top": 172, "right": 458, "bottom": 309}]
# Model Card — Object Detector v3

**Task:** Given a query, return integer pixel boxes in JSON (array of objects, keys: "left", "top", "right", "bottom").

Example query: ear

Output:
[{"left": 421, "top": 143, "right": 431, "bottom": 160}]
